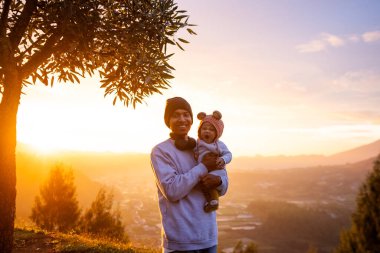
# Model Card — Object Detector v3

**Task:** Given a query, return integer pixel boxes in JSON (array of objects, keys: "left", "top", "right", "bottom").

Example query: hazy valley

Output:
[{"left": 16, "top": 139, "right": 380, "bottom": 253}]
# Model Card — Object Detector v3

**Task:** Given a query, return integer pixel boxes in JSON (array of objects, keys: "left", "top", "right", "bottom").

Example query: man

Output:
[{"left": 150, "top": 97, "right": 229, "bottom": 253}]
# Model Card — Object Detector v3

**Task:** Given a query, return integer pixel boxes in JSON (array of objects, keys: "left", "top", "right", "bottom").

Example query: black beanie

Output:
[{"left": 164, "top": 97, "right": 193, "bottom": 128}]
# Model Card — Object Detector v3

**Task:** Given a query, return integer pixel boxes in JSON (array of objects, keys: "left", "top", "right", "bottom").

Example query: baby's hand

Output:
[{"left": 216, "top": 157, "right": 225, "bottom": 169}]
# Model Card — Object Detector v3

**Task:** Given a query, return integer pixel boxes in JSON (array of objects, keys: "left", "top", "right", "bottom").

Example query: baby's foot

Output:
[{"left": 204, "top": 200, "right": 219, "bottom": 212}]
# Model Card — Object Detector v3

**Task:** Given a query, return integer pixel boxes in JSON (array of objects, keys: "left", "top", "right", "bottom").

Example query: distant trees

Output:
[
  {"left": 30, "top": 164, "right": 80, "bottom": 232},
  {"left": 232, "top": 241, "right": 258, "bottom": 253},
  {"left": 233, "top": 240, "right": 244, "bottom": 253},
  {"left": 248, "top": 200, "right": 347, "bottom": 244},
  {"left": 31, "top": 164, "right": 127, "bottom": 241},
  {"left": 334, "top": 155, "right": 380, "bottom": 253},
  {"left": 306, "top": 245, "right": 318, "bottom": 253},
  {"left": 247, "top": 200, "right": 351, "bottom": 253},
  {"left": 79, "top": 188, "right": 126, "bottom": 241}
]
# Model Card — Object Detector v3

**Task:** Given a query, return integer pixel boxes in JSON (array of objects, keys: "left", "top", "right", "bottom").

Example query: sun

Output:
[{"left": 16, "top": 81, "right": 172, "bottom": 154}]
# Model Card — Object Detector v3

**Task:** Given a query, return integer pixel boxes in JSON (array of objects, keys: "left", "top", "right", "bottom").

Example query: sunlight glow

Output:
[{"left": 15, "top": 1, "right": 380, "bottom": 156}]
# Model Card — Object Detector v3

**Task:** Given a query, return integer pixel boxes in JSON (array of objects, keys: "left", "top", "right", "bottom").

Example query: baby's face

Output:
[{"left": 200, "top": 122, "right": 217, "bottom": 144}]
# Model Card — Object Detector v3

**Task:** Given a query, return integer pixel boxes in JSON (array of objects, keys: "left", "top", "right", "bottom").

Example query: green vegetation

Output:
[
  {"left": 232, "top": 241, "right": 258, "bottom": 253},
  {"left": 16, "top": 150, "right": 377, "bottom": 253},
  {"left": 247, "top": 200, "right": 351, "bottom": 253},
  {"left": 31, "top": 164, "right": 81, "bottom": 232},
  {"left": 79, "top": 188, "right": 126, "bottom": 242},
  {"left": 14, "top": 225, "right": 158, "bottom": 253},
  {"left": 30, "top": 165, "right": 128, "bottom": 242},
  {"left": 334, "top": 156, "right": 380, "bottom": 253}
]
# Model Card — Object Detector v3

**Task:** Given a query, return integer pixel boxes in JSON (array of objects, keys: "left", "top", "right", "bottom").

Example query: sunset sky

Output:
[{"left": 16, "top": 0, "right": 380, "bottom": 156}]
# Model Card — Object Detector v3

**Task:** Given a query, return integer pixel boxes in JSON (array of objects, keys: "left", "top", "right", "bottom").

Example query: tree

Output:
[
  {"left": 30, "top": 164, "right": 81, "bottom": 232},
  {"left": 244, "top": 242, "right": 259, "bottom": 253},
  {"left": 334, "top": 155, "right": 380, "bottom": 253},
  {"left": 79, "top": 188, "right": 126, "bottom": 241},
  {"left": 0, "top": 1, "right": 193, "bottom": 251},
  {"left": 233, "top": 241, "right": 258, "bottom": 253},
  {"left": 306, "top": 245, "right": 318, "bottom": 253},
  {"left": 233, "top": 240, "right": 244, "bottom": 253}
]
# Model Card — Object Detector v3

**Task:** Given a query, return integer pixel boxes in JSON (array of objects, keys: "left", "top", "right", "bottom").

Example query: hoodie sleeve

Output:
[
  {"left": 151, "top": 146, "right": 208, "bottom": 202},
  {"left": 218, "top": 140, "right": 232, "bottom": 164},
  {"left": 210, "top": 168, "right": 229, "bottom": 196}
]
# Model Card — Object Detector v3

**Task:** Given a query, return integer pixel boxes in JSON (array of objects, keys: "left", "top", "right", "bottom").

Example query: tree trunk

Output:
[{"left": 0, "top": 69, "right": 22, "bottom": 253}]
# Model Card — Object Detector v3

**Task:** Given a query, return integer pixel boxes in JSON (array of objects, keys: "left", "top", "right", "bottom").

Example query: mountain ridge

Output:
[
  {"left": 231, "top": 139, "right": 380, "bottom": 170},
  {"left": 16, "top": 138, "right": 380, "bottom": 171}
]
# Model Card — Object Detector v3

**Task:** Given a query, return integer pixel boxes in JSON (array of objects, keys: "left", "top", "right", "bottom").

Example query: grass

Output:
[{"left": 14, "top": 224, "right": 159, "bottom": 253}]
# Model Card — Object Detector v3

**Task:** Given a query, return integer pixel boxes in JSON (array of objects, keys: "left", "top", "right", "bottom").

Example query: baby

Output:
[{"left": 196, "top": 111, "right": 232, "bottom": 212}]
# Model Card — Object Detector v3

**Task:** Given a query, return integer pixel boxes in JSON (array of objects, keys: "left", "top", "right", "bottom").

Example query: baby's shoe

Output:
[{"left": 204, "top": 200, "right": 219, "bottom": 213}]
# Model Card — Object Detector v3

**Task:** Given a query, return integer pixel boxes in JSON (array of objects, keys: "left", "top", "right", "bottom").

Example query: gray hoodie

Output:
[{"left": 151, "top": 138, "right": 229, "bottom": 250}]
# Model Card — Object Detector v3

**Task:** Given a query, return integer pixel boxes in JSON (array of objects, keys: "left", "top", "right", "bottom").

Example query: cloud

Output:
[
  {"left": 362, "top": 30, "right": 380, "bottom": 42},
  {"left": 297, "top": 30, "right": 380, "bottom": 53},
  {"left": 274, "top": 81, "right": 307, "bottom": 93},
  {"left": 348, "top": 34, "right": 360, "bottom": 42},
  {"left": 321, "top": 33, "right": 345, "bottom": 47},
  {"left": 282, "top": 124, "right": 380, "bottom": 138},
  {"left": 321, "top": 70, "right": 380, "bottom": 122},
  {"left": 330, "top": 70, "right": 380, "bottom": 93},
  {"left": 296, "top": 39, "right": 327, "bottom": 53},
  {"left": 332, "top": 110, "right": 380, "bottom": 124},
  {"left": 296, "top": 33, "right": 344, "bottom": 53}
]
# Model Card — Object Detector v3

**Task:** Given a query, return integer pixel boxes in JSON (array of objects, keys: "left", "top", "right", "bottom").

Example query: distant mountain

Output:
[
  {"left": 227, "top": 155, "right": 377, "bottom": 210},
  {"left": 231, "top": 154, "right": 325, "bottom": 170},
  {"left": 231, "top": 139, "right": 380, "bottom": 170},
  {"left": 16, "top": 143, "right": 151, "bottom": 177},
  {"left": 17, "top": 139, "right": 380, "bottom": 172},
  {"left": 326, "top": 139, "right": 380, "bottom": 165}
]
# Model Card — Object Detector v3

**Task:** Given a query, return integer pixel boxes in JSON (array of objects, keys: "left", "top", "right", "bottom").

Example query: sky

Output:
[{"left": 16, "top": 0, "right": 380, "bottom": 156}]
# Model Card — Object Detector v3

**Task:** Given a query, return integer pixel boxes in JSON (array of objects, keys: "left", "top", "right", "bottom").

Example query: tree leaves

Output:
[
  {"left": 1, "top": 0, "right": 196, "bottom": 107},
  {"left": 187, "top": 28, "right": 197, "bottom": 35},
  {"left": 335, "top": 156, "right": 380, "bottom": 253},
  {"left": 78, "top": 188, "right": 127, "bottom": 241}
]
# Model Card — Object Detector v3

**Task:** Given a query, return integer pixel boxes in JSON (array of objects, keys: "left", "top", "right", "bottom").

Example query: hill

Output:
[
  {"left": 217, "top": 156, "right": 376, "bottom": 253},
  {"left": 17, "top": 138, "right": 380, "bottom": 177},
  {"left": 13, "top": 226, "right": 158, "bottom": 253},
  {"left": 227, "top": 156, "right": 376, "bottom": 206},
  {"left": 15, "top": 140, "right": 380, "bottom": 252},
  {"left": 231, "top": 139, "right": 380, "bottom": 170},
  {"left": 326, "top": 139, "right": 380, "bottom": 164}
]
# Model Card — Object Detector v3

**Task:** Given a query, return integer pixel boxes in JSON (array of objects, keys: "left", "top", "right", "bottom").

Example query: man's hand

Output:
[
  {"left": 216, "top": 157, "right": 225, "bottom": 169},
  {"left": 200, "top": 174, "right": 222, "bottom": 190},
  {"left": 201, "top": 152, "right": 218, "bottom": 172}
]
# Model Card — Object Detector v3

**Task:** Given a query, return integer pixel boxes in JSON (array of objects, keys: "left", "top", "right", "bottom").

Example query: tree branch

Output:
[
  {"left": 20, "top": 33, "right": 70, "bottom": 79},
  {"left": 15, "top": 32, "right": 49, "bottom": 60},
  {"left": 0, "top": 0, "right": 12, "bottom": 36},
  {"left": 9, "top": 0, "right": 38, "bottom": 50}
]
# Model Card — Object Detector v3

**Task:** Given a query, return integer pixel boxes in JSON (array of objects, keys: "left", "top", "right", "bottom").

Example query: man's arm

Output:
[
  {"left": 150, "top": 147, "right": 208, "bottom": 202},
  {"left": 201, "top": 169, "right": 228, "bottom": 197}
]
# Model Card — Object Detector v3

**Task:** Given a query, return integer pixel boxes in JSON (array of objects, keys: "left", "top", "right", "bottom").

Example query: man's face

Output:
[{"left": 169, "top": 109, "right": 192, "bottom": 136}]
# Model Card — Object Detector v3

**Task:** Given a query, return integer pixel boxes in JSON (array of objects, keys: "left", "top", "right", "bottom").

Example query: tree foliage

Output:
[
  {"left": 0, "top": 0, "right": 194, "bottom": 106},
  {"left": 306, "top": 245, "right": 318, "bottom": 253},
  {"left": 233, "top": 241, "right": 258, "bottom": 253},
  {"left": 30, "top": 164, "right": 81, "bottom": 232},
  {"left": 79, "top": 188, "right": 126, "bottom": 241},
  {"left": 0, "top": 1, "right": 193, "bottom": 251},
  {"left": 334, "top": 155, "right": 380, "bottom": 253},
  {"left": 247, "top": 200, "right": 352, "bottom": 252}
]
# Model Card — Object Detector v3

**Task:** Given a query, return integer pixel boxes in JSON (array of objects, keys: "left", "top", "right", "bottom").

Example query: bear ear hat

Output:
[
  {"left": 197, "top": 112, "right": 207, "bottom": 120},
  {"left": 212, "top": 110, "right": 222, "bottom": 120}
]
